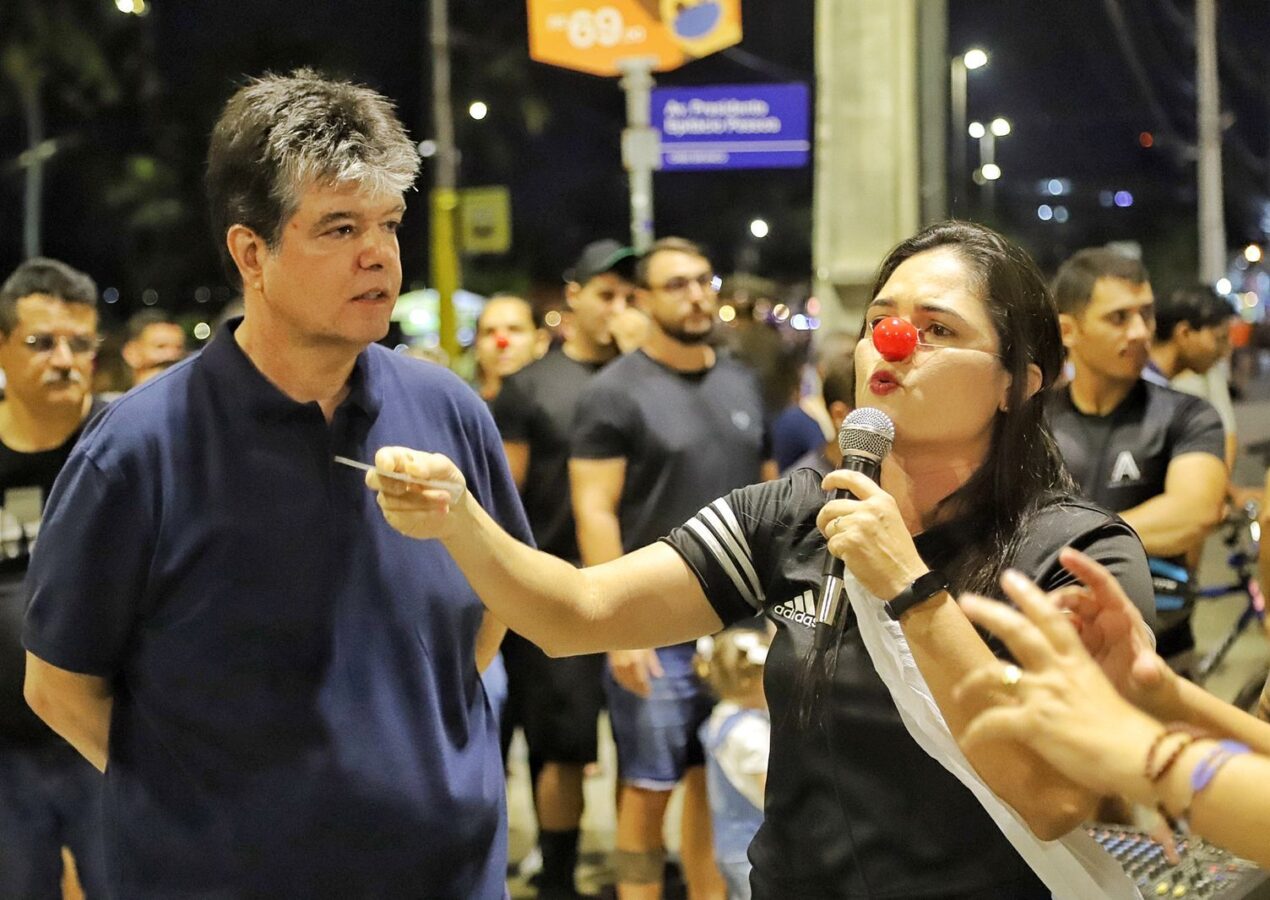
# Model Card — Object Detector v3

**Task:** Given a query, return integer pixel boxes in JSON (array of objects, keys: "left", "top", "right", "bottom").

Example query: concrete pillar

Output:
[{"left": 813, "top": 0, "right": 941, "bottom": 336}]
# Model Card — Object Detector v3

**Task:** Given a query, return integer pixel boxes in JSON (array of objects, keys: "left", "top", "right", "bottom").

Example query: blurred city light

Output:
[
  {"left": 989, "top": 117, "right": 1011, "bottom": 137},
  {"left": 115, "top": 0, "right": 149, "bottom": 14},
  {"left": 418, "top": 140, "right": 438, "bottom": 158},
  {"left": 1053, "top": 205, "right": 1070, "bottom": 223},
  {"left": 468, "top": 101, "right": 488, "bottom": 120},
  {"left": 1245, "top": 244, "right": 1263, "bottom": 263},
  {"left": 967, "top": 121, "right": 986, "bottom": 139},
  {"left": 790, "top": 314, "right": 809, "bottom": 330},
  {"left": 771, "top": 303, "right": 790, "bottom": 322},
  {"left": 142, "top": 288, "right": 159, "bottom": 306},
  {"left": 193, "top": 322, "right": 211, "bottom": 340},
  {"left": 718, "top": 304, "right": 736, "bottom": 323},
  {"left": 194, "top": 286, "right": 211, "bottom": 304},
  {"left": 103, "top": 287, "right": 120, "bottom": 304},
  {"left": 1216, "top": 278, "right": 1232, "bottom": 295},
  {"left": 544, "top": 310, "right": 562, "bottom": 328},
  {"left": 749, "top": 218, "right": 770, "bottom": 239},
  {"left": 980, "top": 163, "right": 1001, "bottom": 181},
  {"left": 1113, "top": 190, "right": 1134, "bottom": 208},
  {"left": 1037, "top": 205, "right": 1053, "bottom": 222},
  {"left": 963, "top": 48, "right": 988, "bottom": 69},
  {"left": 1138, "top": 131, "right": 1154, "bottom": 148}
]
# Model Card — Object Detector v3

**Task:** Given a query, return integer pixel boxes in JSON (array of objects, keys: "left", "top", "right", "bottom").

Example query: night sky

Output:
[{"left": 1, "top": 0, "right": 1267, "bottom": 329}]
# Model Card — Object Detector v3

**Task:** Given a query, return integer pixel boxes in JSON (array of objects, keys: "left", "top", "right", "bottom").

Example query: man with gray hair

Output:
[{"left": 22, "top": 70, "right": 530, "bottom": 897}]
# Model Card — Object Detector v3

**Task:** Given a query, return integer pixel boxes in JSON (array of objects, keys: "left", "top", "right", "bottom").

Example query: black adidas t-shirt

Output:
[
  {"left": 0, "top": 398, "right": 107, "bottom": 746},
  {"left": 491, "top": 346, "right": 605, "bottom": 562},
  {"left": 1046, "top": 380, "right": 1224, "bottom": 515},
  {"left": 663, "top": 470, "right": 1152, "bottom": 899}
]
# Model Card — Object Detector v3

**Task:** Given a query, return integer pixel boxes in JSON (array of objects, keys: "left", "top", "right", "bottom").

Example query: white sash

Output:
[{"left": 842, "top": 571, "right": 1143, "bottom": 900}]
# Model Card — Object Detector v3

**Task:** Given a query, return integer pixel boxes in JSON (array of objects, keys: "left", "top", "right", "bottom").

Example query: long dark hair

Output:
[
  {"left": 865, "top": 220, "right": 1073, "bottom": 597},
  {"left": 798, "top": 221, "right": 1072, "bottom": 723}
]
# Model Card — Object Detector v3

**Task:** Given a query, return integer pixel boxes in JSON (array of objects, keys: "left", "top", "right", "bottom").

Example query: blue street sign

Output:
[{"left": 651, "top": 82, "right": 810, "bottom": 171}]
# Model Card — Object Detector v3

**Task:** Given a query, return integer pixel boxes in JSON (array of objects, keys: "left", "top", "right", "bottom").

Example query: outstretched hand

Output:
[
  {"left": 366, "top": 447, "right": 469, "bottom": 541},
  {"left": 1050, "top": 548, "right": 1178, "bottom": 716},
  {"left": 952, "top": 569, "right": 1162, "bottom": 804}
]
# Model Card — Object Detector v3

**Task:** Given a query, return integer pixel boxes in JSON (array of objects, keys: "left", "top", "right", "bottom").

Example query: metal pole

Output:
[
  {"left": 1196, "top": 0, "right": 1226, "bottom": 283},
  {"left": 949, "top": 56, "right": 966, "bottom": 217},
  {"left": 619, "top": 58, "right": 659, "bottom": 253},
  {"left": 980, "top": 132, "right": 995, "bottom": 212},
  {"left": 429, "top": 0, "right": 462, "bottom": 361},
  {"left": 19, "top": 79, "right": 44, "bottom": 259},
  {"left": 917, "top": 0, "right": 948, "bottom": 224}
]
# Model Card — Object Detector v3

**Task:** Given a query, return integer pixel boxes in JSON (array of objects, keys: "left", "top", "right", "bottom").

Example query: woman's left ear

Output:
[{"left": 999, "top": 363, "right": 1043, "bottom": 412}]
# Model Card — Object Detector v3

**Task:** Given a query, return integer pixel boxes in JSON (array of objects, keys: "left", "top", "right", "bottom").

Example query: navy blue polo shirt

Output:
[{"left": 23, "top": 321, "right": 530, "bottom": 899}]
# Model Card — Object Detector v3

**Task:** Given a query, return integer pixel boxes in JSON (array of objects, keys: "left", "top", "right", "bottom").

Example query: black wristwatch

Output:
[{"left": 885, "top": 570, "right": 949, "bottom": 621}]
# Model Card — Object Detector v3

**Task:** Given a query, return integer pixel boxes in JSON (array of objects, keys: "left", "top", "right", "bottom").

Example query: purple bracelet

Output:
[
  {"left": 1173, "top": 739, "right": 1253, "bottom": 831},
  {"left": 1190, "top": 740, "right": 1251, "bottom": 793}
]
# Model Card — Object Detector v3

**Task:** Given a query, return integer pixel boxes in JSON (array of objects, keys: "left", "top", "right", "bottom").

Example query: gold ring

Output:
[{"left": 1001, "top": 664, "right": 1023, "bottom": 688}]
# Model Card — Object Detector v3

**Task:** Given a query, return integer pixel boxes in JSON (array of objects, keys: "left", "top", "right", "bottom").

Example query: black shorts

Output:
[{"left": 502, "top": 631, "right": 605, "bottom": 765}]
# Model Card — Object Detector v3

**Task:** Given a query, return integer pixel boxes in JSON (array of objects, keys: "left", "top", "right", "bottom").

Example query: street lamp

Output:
[
  {"left": 972, "top": 117, "right": 1010, "bottom": 210},
  {"left": 468, "top": 101, "right": 488, "bottom": 120},
  {"left": 950, "top": 48, "right": 988, "bottom": 213}
]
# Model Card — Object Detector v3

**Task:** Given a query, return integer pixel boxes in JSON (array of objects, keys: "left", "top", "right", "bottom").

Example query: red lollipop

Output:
[{"left": 872, "top": 316, "right": 919, "bottom": 361}]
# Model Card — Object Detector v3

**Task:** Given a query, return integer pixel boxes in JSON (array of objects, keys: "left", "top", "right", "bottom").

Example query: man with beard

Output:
[
  {"left": 491, "top": 240, "right": 635, "bottom": 898},
  {"left": 0, "top": 257, "right": 107, "bottom": 897},
  {"left": 570, "top": 237, "right": 774, "bottom": 899},
  {"left": 1046, "top": 248, "right": 1226, "bottom": 668}
]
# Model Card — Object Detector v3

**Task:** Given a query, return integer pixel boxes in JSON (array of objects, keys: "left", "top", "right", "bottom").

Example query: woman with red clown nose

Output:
[{"left": 368, "top": 222, "right": 1154, "bottom": 899}]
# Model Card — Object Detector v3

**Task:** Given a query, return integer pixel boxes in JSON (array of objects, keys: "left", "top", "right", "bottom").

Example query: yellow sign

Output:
[
  {"left": 528, "top": 0, "right": 741, "bottom": 77},
  {"left": 458, "top": 186, "right": 511, "bottom": 255}
]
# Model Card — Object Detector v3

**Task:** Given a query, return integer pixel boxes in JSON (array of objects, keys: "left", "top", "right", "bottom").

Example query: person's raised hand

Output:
[
  {"left": 1051, "top": 547, "right": 1178, "bottom": 717},
  {"left": 952, "top": 570, "right": 1161, "bottom": 804},
  {"left": 817, "top": 469, "right": 926, "bottom": 602}
]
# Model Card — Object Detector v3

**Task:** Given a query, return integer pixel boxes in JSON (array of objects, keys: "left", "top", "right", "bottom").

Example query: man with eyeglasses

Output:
[
  {"left": 570, "top": 237, "right": 775, "bottom": 898},
  {"left": 0, "top": 257, "right": 107, "bottom": 897}
]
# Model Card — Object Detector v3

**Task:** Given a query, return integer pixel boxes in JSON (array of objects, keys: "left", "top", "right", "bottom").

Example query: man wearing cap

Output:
[{"left": 490, "top": 239, "right": 635, "bottom": 899}]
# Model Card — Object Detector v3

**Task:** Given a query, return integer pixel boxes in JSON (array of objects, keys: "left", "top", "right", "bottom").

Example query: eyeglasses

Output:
[
  {"left": 649, "top": 273, "right": 720, "bottom": 295},
  {"left": 20, "top": 333, "right": 100, "bottom": 355}
]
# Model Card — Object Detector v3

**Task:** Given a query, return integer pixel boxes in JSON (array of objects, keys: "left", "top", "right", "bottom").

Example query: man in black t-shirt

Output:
[
  {"left": 571, "top": 237, "right": 774, "bottom": 898},
  {"left": 0, "top": 258, "right": 107, "bottom": 897},
  {"left": 1047, "top": 248, "right": 1226, "bottom": 662},
  {"left": 491, "top": 239, "right": 635, "bottom": 898}
]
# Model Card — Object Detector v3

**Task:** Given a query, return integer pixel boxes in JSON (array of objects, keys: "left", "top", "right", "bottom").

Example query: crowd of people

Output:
[{"left": 2, "top": 66, "right": 1268, "bottom": 900}]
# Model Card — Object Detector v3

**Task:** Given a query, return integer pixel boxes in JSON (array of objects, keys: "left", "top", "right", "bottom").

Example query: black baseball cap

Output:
[{"left": 564, "top": 240, "right": 637, "bottom": 285}]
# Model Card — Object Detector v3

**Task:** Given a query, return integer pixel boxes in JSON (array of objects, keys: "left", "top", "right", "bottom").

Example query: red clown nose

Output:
[
  {"left": 495, "top": 335, "right": 510, "bottom": 350},
  {"left": 872, "top": 316, "right": 919, "bottom": 362}
]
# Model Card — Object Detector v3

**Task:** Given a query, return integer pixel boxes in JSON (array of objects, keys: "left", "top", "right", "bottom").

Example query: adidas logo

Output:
[{"left": 773, "top": 589, "right": 817, "bottom": 628}]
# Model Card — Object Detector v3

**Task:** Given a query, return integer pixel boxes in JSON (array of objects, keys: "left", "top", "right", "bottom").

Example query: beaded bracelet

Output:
[{"left": 1145, "top": 725, "right": 1205, "bottom": 784}]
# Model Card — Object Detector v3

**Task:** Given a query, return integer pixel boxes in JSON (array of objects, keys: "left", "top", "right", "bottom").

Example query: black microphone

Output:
[{"left": 814, "top": 407, "right": 895, "bottom": 652}]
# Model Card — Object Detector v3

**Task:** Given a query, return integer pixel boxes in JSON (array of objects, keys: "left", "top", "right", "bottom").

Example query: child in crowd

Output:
[{"left": 694, "top": 628, "right": 772, "bottom": 900}]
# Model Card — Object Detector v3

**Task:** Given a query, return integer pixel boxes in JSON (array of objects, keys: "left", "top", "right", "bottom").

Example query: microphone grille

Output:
[{"left": 838, "top": 407, "right": 895, "bottom": 458}]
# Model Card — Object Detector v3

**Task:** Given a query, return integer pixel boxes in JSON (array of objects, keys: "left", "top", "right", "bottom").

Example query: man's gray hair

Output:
[{"left": 205, "top": 68, "right": 420, "bottom": 284}]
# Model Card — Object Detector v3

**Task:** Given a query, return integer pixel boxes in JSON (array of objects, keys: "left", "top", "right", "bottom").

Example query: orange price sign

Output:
[{"left": 527, "top": 0, "right": 741, "bottom": 76}]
